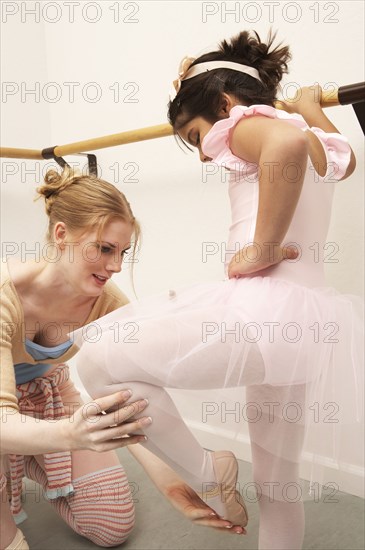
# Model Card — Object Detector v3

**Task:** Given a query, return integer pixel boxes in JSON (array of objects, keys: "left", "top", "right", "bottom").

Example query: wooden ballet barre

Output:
[
  {"left": 0, "top": 124, "right": 173, "bottom": 161},
  {"left": 0, "top": 148, "right": 44, "bottom": 160},
  {"left": 0, "top": 82, "right": 363, "bottom": 161},
  {"left": 53, "top": 123, "right": 173, "bottom": 157}
]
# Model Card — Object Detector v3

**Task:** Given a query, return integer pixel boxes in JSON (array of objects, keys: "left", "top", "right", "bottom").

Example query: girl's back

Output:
[{"left": 206, "top": 104, "right": 351, "bottom": 287}]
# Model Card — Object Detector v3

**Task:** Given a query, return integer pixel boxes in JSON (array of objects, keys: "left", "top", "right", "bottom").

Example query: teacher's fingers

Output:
[
  {"left": 95, "top": 399, "right": 149, "bottom": 430},
  {"left": 177, "top": 501, "right": 246, "bottom": 533},
  {"left": 83, "top": 390, "right": 134, "bottom": 417},
  {"left": 83, "top": 391, "right": 148, "bottom": 419},
  {"left": 97, "top": 416, "right": 152, "bottom": 442},
  {"left": 95, "top": 434, "right": 147, "bottom": 452},
  {"left": 192, "top": 516, "right": 246, "bottom": 534}
]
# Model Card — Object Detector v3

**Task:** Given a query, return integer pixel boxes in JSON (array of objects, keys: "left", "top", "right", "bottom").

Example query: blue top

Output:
[{"left": 14, "top": 338, "right": 73, "bottom": 384}]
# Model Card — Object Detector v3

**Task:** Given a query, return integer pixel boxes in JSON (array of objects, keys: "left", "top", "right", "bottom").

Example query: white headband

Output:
[{"left": 171, "top": 56, "right": 262, "bottom": 100}]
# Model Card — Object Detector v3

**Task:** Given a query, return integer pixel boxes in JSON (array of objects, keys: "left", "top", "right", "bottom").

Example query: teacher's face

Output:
[{"left": 56, "top": 218, "right": 133, "bottom": 296}]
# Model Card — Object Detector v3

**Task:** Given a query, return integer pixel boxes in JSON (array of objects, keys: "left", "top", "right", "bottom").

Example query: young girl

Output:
[
  {"left": 1, "top": 169, "right": 235, "bottom": 550},
  {"left": 73, "top": 30, "right": 364, "bottom": 549}
]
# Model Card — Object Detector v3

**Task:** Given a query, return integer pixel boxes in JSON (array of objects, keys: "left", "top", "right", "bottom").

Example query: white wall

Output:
[{"left": 1, "top": 1, "right": 364, "bottom": 497}]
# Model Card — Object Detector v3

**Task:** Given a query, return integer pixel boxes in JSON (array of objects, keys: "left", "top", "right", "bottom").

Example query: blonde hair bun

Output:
[{"left": 36, "top": 165, "right": 80, "bottom": 203}]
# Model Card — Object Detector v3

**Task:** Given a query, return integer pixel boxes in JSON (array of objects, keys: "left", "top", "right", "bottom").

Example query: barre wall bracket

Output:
[{"left": 41, "top": 147, "right": 98, "bottom": 177}]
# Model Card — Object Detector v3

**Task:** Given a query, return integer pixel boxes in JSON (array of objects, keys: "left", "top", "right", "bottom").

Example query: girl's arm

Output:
[
  {"left": 279, "top": 85, "right": 356, "bottom": 179},
  {"left": 228, "top": 116, "right": 309, "bottom": 277}
]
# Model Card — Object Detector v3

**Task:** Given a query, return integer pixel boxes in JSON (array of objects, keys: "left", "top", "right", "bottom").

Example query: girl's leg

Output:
[
  {"left": 77, "top": 310, "right": 265, "bottom": 516},
  {"left": 247, "top": 385, "right": 305, "bottom": 550}
]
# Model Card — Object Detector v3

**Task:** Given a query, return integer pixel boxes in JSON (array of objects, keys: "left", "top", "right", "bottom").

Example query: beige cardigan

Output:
[{"left": 0, "top": 259, "right": 129, "bottom": 411}]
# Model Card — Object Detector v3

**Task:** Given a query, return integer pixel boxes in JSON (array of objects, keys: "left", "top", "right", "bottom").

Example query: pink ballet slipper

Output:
[
  {"left": 202, "top": 450, "right": 248, "bottom": 527},
  {"left": 4, "top": 529, "right": 29, "bottom": 550}
]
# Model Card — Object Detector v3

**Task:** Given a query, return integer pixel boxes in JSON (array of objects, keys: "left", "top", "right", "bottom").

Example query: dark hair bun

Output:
[
  {"left": 168, "top": 28, "right": 291, "bottom": 128},
  {"left": 219, "top": 29, "right": 291, "bottom": 90}
]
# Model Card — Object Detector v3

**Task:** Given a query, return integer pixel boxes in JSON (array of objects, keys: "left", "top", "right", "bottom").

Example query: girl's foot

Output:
[{"left": 202, "top": 450, "right": 248, "bottom": 528}]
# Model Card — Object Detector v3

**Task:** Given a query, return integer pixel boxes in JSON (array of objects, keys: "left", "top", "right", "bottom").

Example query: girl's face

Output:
[
  {"left": 177, "top": 116, "right": 214, "bottom": 163},
  {"left": 176, "top": 93, "right": 241, "bottom": 162},
  {"left": 56, "top": 219, "right": 133, "bottom": 297}
]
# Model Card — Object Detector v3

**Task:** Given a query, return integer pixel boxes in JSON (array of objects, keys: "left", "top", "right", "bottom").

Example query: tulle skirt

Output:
[{"left": 71, "top": 275, "right": 364, "bottom": 500}]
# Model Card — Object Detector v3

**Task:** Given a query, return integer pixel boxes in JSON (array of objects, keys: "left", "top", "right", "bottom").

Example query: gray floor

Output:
[{"left": 20, "top": 448, "right": 364, "bottom": 550}]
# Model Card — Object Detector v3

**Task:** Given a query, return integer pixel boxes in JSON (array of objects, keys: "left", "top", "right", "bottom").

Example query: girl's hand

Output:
[
  {"left": 61, "top": 391, "right": 150, "bottom": 453},
  {"left": 276, "top": 84, "right": 323, "bottom": 116},
  {"left": 228, "top": 243, "right": 299, "bottom": 279},
  {"left": 164, "top": 482, "right": 246, "bottom": 535}
]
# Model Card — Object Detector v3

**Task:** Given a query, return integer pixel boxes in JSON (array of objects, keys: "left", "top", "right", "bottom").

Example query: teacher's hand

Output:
[
  {"left": 62, "top": 391, "right": 150, "bottom": 452},
  {"left": 128, "top": 445, "right": 246, "bottom": 535},
  {"left": 164, "top": 482, "right": 246, "bottom": 535}
]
